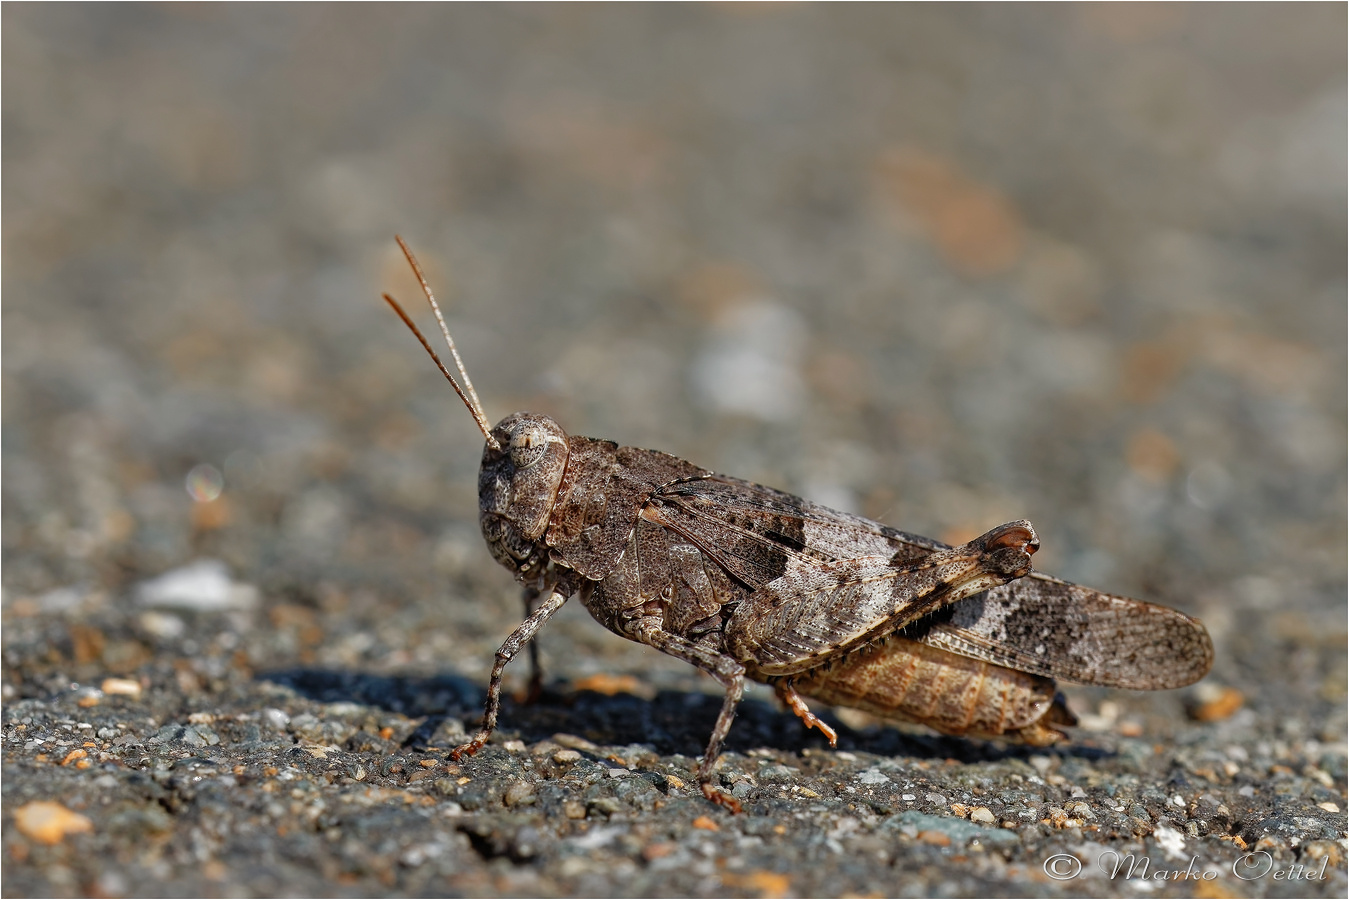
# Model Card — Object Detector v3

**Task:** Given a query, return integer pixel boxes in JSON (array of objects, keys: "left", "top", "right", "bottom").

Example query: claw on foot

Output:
[
  {"left": 449, "top": 737, "right": 487, "bottom": 761},
  {"left": 775, "top": 681, "right": 838, "bottom": 747},
  {"left": 701, "top": 782, "right": 743, "bottom": 814}
]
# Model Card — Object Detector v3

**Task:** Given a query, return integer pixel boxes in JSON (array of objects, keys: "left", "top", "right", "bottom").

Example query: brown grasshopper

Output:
[{"left": 381, "top": 237, "right": 1213, "bottom": 810}]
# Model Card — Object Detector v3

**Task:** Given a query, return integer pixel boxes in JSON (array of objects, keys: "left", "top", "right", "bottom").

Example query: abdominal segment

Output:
[{"left": 787, "top": 636, "right": 1074, "bottom": 746}]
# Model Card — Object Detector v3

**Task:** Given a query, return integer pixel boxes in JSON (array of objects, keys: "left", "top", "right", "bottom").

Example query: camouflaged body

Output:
[{"left": 475, "top": 413, "right": 1213, "bottom": 743}]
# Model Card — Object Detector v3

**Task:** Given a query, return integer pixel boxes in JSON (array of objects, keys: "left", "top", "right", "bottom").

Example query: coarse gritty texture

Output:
[{"left": 2, "top": 5, "right": 1345, "bottom": 898}]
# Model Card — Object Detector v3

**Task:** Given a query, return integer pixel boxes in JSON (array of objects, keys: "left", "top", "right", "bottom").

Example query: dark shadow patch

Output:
[
  {"left": 257, "top": 668, "right": 482, "bottom": 718},
  {"left": 256, "top": 668, "right": 1115, "bottom": 764}
]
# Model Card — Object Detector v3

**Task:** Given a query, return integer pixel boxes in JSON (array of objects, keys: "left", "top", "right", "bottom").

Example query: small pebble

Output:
[
  {"left": 568, "top": 673, "right": 652, "bottom": 698},
  {"left": 1191, "top": 686, "right": 1245, "bottom": 722},
  {"left": 642, "top": 842, "right": 677, "bottom": 861},
  {"left": 969, "top": 807, "right": 996, "bottom": 825},
  {"left": 135, "top": 559, "right": 258, "bottom": 611},
  {"left": 101, "top": 678, "right": 141, "bottom": 698},
  {"left": 553, "top": 733, "right": 602, "bottom": 753},
  {"left": 504, "top": 780, "right": 536, "bottom": 807},
  {"left": 15, "top": 802, "right": 93, "bottom": 845}
]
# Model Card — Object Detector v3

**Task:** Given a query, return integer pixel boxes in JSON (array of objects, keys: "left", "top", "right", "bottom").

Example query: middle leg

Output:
[
  {"left": 635, "top": 627, "right": 747, "bottom": 811},
  {"left": 520, "top": 582, "right": 544, "bottom": 703}
]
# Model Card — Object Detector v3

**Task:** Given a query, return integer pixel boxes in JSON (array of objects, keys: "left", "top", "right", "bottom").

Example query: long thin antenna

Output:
[
  {"left": 384, "top": 237, "right": 500, "bottom": 451},
  {"left": 395, "top": 237, "right": 493, "bottom": 426}
]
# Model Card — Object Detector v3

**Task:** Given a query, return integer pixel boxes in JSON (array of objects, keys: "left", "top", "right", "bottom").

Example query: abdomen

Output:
[{"left": 788, "top": 636, "right": 1074, "bottom": 745}]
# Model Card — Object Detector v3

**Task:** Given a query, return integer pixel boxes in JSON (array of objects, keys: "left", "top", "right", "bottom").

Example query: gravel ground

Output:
[{"left": 3, "top": 5, "right": 1345, "bottom": 898}]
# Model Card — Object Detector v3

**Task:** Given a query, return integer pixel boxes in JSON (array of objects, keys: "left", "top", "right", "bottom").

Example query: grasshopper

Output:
[{"left": 382, "top": 237, "right": 1213, "bottom": 810}]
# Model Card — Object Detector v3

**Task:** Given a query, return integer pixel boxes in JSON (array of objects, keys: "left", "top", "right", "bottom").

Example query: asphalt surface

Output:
[{"left": 3, "top": 5, "right": 1345, "bottom": 898}]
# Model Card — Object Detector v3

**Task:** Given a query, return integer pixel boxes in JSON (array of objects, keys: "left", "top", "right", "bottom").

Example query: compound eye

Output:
[{"left": 509, "top": 426, "right": 548, "bottom": 469}]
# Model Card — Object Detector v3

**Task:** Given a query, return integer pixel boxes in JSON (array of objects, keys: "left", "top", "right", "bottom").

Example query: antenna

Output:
[{"left": 383, "top": 236, "right": 500, "bottom": 451}]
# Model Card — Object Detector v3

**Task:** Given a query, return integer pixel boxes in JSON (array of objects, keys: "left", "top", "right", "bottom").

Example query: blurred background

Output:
[{"left": 3, "top": 4, "right": 1344, "bottom": 736}]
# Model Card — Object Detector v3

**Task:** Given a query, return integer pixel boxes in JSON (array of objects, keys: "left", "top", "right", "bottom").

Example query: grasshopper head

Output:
[
  {"left": 381, "top": 238, "right": 570, "bottom": 580},
  {"left": 478, "top": 412, "right": 570, "bottom": 579}
]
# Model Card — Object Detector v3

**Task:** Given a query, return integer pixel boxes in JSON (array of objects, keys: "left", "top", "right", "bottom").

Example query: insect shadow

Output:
[{"left": 256, "top": 666, "right": 1109, "bottom": 765}]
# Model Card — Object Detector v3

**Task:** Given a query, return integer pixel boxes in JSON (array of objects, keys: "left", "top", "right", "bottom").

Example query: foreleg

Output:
[{"left": 451, "top": 583, "right": 571, "bottom": 760}]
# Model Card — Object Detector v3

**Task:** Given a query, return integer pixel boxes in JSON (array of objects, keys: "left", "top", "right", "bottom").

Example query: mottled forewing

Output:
[
  {"left": 911, "top": 576, "right": 1214, "bottom": 689},
  {"left": 646, "top": 476, "right": 1036, "bottom": 676},
  {"left": 724, "top": 523, "right": 1042, "bottom": 676},
  {"left": 648, "top": 475, "right": 1212, "bottom": 689},
  {"left": 727, "top": 556, "right": 952, "bottom": 674},
  {"left": 647, "top": 475, "right": 942, "bottom": 587}
]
